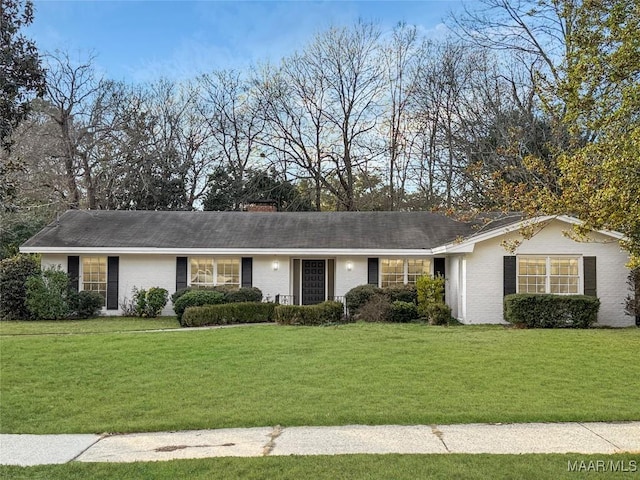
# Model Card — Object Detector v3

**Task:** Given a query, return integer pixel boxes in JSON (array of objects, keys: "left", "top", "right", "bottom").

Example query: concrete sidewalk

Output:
[{"left": 1, "top": 422, "right": 639, "bottom": 466}]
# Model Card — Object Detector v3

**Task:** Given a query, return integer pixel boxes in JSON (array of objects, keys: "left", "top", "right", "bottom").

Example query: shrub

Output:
[
  {"left": 356, "top": 294, "right": 392, "bottom": 322},
  {"left": 171, "top": 286, "right": 263, "bottom": 305},
  {"left": 275, "top": 301, "right": 344, "bottom": 326},
  {"left": 389, "top": 301, "right": 419, "bottom": 323},
  {"left": 68, "top": 290, "right": 104, "bottom": 319},
  {"left": 416, "top": 275, "right": 445, "bottom": 317},
  {"left": 383, "top": 285, "right": 418, "bottom": 304},
  {"left": 504, "top": 294, "right": 600, "bottom": 328},
  {"left": 426, "top": 303, "right": 453, "bottom": 325},
  {"left": 0, "top": 254, "right": 40, "bottom": 320},
  {"left": 25, "top": 267, "right": 71, "bottom": 320},
  {"left": 173, "top": 290, "right": 225, "bottom": 324},
  {"left": 122, "top": 287, "right": 168, "bottom": 317},
  {"left": 171, "top": 287, "right": 193, "bottom": 305},
  {"left": 182, "top": 302, "right": 276, "bottom": 327},
  {"left": 224, "top": 287, "right": 262, "bottom": 303},
  {"left": 345, "top": 284, "right": 382, "bottom": 315}
]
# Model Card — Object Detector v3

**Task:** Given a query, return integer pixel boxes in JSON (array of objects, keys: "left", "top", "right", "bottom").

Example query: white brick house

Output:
[{"left": 20, "top": 211, "right": 635, "bottom": 326}]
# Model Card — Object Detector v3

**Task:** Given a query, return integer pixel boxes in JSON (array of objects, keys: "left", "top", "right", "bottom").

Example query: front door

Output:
[{"left": 302, "top": 260, "right": 326, "bottom": 305}]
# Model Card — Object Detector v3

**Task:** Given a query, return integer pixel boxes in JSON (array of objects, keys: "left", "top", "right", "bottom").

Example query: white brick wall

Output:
[{"left": 462, "top": 220, "right": 633, "bottom": 326}]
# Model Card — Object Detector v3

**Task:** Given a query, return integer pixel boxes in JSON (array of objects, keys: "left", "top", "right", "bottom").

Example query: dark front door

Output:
[{"left": 302, "top": 260, "right": 326, "bottom": 305}]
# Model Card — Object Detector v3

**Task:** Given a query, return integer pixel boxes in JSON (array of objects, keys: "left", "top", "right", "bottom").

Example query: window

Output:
[
  {"left": 518, "top": 257, "right": 580, "bottom": 294},
  {"left": 190, "top": 257, "right": 240, "bottom": 287},
  {"left": 407, "top": 259, "right": 431, "bottom": 284},
  {"left": 82, "top": 256, "right": 107, "bottom": 305},
  {"left": 381, "top": 259, "right": 404, "bottom": 287},
  {"left": 191, "top": 257, "right": 214, "bottom": 287},
  {"left": 217, "top": 259, "right": 240, "bottom": 286},
  {"left": 381, "top": 259, "right": 431, "bottom": 287}
]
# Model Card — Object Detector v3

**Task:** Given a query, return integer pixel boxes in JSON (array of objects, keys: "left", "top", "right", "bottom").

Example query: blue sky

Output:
[{"left": 28, "top": 0, "right": 467, "bottom": 83}]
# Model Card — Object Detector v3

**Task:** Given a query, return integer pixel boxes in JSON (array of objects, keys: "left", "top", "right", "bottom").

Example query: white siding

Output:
[
  {"left": 335, "top": 257, "right": 368, "bottom": 298},
  {"left": 41, "top": 255, "right": 67, "bottom": 271},
  {"left": 253, "top": 256, "right": 289, "bottom": 302},
  {"left": 118, "top": 255, "right": 176, "bottom": 316},
  {"left": 462, "top": 220, "right": 632, "bottom": 326}
]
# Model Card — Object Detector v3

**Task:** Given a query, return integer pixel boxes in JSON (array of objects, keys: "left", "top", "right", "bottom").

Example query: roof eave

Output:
[{"left": 20, "top": 246, "right": 437, "bottom": 256}]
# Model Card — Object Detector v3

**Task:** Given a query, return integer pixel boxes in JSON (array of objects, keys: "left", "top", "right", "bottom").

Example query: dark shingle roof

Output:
[{"left": 21, "top": 210, "right": 479, "bottom": 250}]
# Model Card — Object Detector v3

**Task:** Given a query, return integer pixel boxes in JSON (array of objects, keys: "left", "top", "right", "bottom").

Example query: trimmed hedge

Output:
[
  {"left": 504, "top": 294, "right": 600, "bottom": 328},
  {"left": 384, "top": 285, "right": 418, "bottom": 304},
  {"left": 171, "top": 286, "right": 262, "bottom": 305},
  {"left": 225, "top": 287, "right": 262, "bottom": 303},
  {"left": 275, "top": 301, "right": 345, "bottom": 326},
  {"left": 389, "top": 301, "right": 418, "bottom": 323},
  {"left": 68, "top": 290, "right": 104, "bottom": 319},
  {"left": 173, "top": 290, "right": 225, "bottom": 323},
  {"left": 345, "top": 284, "right": 382, "bottom": 315},
  {"left": 182, "top": 302, "right": 276, "bottom": 327}
]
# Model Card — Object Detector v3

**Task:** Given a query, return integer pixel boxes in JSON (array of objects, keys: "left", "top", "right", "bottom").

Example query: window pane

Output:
[
  {"left": 82, "top": 256, "right": 106, "bottom": 306},
  {"left": 550, "top": 258, "right": 579, "bottom": 294},
  {"left": 381, "top": 259, "right": 404, "bottom": 287},
  {"left": 517, "top": 258, "right": 546, "bottom": 294},
  {"left": 407, "top": 259, "right": 431, "bottom": 285},
  {"left": 191, "top": 257, "right": 214, "bottom": 286},
  {"left": 217, "top": 259, "right": 240, "bottom": 286}
]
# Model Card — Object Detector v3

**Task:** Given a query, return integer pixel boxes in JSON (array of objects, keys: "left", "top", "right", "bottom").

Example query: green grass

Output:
[
  {"left": 1, "top": 454, "right": 639, "bottom": 480},
  {"left": 1, "top": 323, "right": 639, "bottom": 434},
  {"left": 0, "top": 317, "right": 180, "bottom": 335}
]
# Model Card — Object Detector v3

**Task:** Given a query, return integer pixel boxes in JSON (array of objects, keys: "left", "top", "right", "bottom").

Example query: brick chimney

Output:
[{"left": 245, "top": 200, "right": 277, "bottom": 212}]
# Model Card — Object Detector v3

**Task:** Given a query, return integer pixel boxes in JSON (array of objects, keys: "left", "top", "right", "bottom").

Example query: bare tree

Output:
[
  {"left": 257, "top": 22, "right": 385, "bottom": 211},
  {"left": 198, "top": 70, "right": 264, "bottom": 210}
]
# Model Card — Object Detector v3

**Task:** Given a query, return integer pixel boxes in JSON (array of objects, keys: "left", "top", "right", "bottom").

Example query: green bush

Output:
[
  {"left": 25, "top": 267, "right": 70, "bottom": 320},
  {"left": 182, "top": 302, "right": 276, "bottom": 327},
  {"left": 383, "top": 285, "right": 418, "bottom": 304},
  {"left": 426, "top": 303, "right": 453, "bottom": 325},
  {"left": 275, "top": 301, "right": 344, "bottom": 326},
  {"left": 68, "top": 290, "right": 104, "bottom": 319},
  {"left": 416, "top": 275, "right": 445, "bottom": 317},
  {"left": 0, "top": 254, "right": 40, "bottom": 320},
  {"left": 345, "top": 284, "right": 382, "bottom": 315},
  {"left": 173, "top": 290, "right": 225, "bottom": 324},
  {"left": 122, "top": 287, "right": 168, "bottom": 317},
  {"left": 171, "top": 286, "right": 263, "bottom": 305},
  {"left": 224, "top": 287, "right": 262, "bottom": 303},
  {"left": 389, "top": 301, "right": 419, "bottom": 323},
  {"left": 504, "top": 294, "right": 600, "bottom": 328}
]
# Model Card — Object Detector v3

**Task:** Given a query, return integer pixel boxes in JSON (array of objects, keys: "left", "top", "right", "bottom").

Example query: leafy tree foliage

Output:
[
  {"left": 0, "top": 0, "right": 45, "bottom": 149},
  {"left": 0, "top": 254, "right": 39, "bottom": 320},
  {"left": 476, "top": 0, "right": 640, "bottom": 266}
]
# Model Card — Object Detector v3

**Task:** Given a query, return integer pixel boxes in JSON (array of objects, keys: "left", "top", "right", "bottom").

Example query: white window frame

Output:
[
  {"left": 516, "top": 256, "right": 582, "bottom": 295},
  {"left": 380, "top": 258, "right": 432, "bottom": 287}
]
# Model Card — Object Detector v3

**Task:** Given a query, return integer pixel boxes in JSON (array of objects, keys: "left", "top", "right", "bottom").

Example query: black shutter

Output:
[
  {"left": 368, "top": 258, "right": 379, "bottom": 286},
  {"left": 434, "top": 258, "right": 446, "bottom": 278},
  {"left": 504, "top": 256, "right": 517, "bottom": 296},
  {"left": 241, "top": 257, "right": 253, "bottom": 288},
  {"left": 176, "top": 257, "right": 188, "bottom": 291},
  {"left": 583, "top": 257, "right": 597, "bottom": 297},
  {"left": 68, "top": 256, "right": 80, "bottom": 292},
  {"left": 106, "top": 256, "right": 119, "bottom": 310}
]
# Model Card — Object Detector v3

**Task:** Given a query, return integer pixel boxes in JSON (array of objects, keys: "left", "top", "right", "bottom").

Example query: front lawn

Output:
[
  {"left": 1, "top": 323, "right": 639, "bottom": 434},
  {"left": 1, "top": 454, "right": 639, "bottom": 480},
  {"left": 0, "top": 317, "right": 180, "bottom": 335}
]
